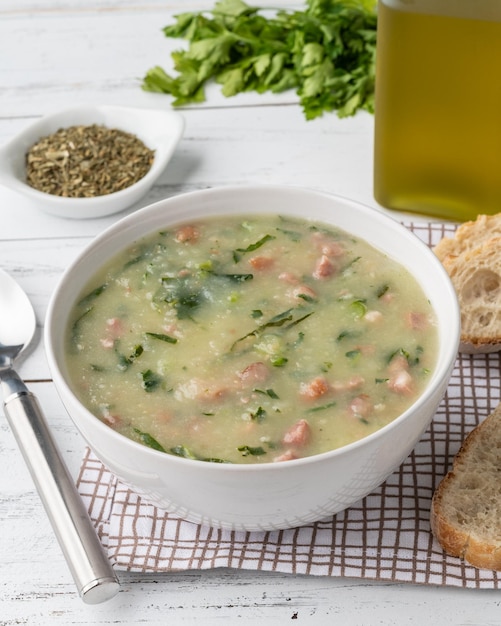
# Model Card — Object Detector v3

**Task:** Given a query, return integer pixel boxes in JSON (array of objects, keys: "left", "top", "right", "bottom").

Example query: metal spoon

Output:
[{"left": 0, "top": 268, "right": 119, "bottom": 604}]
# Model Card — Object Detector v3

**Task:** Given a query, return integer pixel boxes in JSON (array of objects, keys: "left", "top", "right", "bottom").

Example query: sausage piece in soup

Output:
[{"left": 65, "top": 215, "right": 438, "bottom": 464}]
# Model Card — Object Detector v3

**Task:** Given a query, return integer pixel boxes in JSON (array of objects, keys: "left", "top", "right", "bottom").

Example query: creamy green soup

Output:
[{"left": 66, "top": 215, "right": 438, "bottom": 464}]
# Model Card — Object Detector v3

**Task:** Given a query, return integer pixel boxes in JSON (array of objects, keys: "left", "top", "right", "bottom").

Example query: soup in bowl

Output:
[{"left": 45, "top": 186, "right": 460, "bottom": 530}]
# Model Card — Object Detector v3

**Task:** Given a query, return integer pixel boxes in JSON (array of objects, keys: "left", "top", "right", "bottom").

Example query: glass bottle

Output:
[{"left": 374, "top": 0, "right": 501, "bottom": 221}]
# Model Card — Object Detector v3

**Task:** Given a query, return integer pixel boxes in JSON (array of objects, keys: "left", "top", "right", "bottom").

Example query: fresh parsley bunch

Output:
[{"left": 142, "top": 0, "right": 377, "bottom": 120}]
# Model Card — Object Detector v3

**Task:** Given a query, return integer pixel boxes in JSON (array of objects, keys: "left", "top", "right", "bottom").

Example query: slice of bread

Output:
[
  {"left": 445, "top": 237, "right": 501, "bottom": 353},
  {"left": 433, "top": 214, "right": 501, "bottom": 353},
  {"left": 430, "top": 403, "right": 501, "bottom": 571}
]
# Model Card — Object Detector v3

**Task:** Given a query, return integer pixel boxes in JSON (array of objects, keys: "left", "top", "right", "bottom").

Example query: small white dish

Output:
[{"left": 0, "top": 105, "right": 184, "bottom": 219}]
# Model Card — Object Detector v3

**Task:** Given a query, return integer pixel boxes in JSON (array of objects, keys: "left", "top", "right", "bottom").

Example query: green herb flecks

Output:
[
  {"left": 158, "top": 275, "right": 207, "bottom": 320},
  {"left": 233, "top": 234, "right": 276, "bottom": 262},
  {"left": 336, "top": 329, "right": 359, "bottom": 342},
  {"left": 377, "top": 284, "right": 390, "bottom": 298},
  {"left": 170, "top": 444, "right": 199, "bottom": 459},
  {"left": 140, "top": 369, "right": 163, "bottom": 392},
  {"left": 276, "top": 227, "right": 301, "bottom": 242},
  {"left": 145, "top": 332, "right": 178, "bottom": 344},
  {"left": 306, "top": 401, "right": 337, "bottom": 413},
  {"left": 297, "top": 293, "right": 316, "bottom": 303},
  {"left": 345, "top": 348, "right": 361, "bottom": 360},
  {"left": 271, "top": 356, "right": 288, "bottom": 367},
  {"left": 71, "top": 306, "right": 94, "bottom": 346},
  {"left": 123, "top": 253, "right": 148, "bottom": 271},
  {"left": 254, "top": 388, "right": 280, "bottom": 399},
  {"left": 170, "top": 444, "right": 231, "bottom": 463},
  {"left": 134, "top": 428, "right": 167, "bottom": 453},
  {"left": 208, "top": 271, "right": 254, "bottom": 282},
  {"left": 292, "top": 331, "right": 305, "bottom": 348},
  {"left": 157, "top": 267, "right": 254, "bottom": 321},
  {"left": 231, "top": 307, "right": 313, "bottom": 351},
  {"left": 142, "top": 0, "right": 377, "bottom": 120},
  {"left": 250, "top": 406, "right": 267, "bottom": 422},
  {"left": 238, "top": 444, "right": 267, "bottom": 457},
  {"left": 341, "top": 255, "right": 361, "bottom": 274},
  {"left": 285, "top": 311, "right": 314, "bottom": 329},
  {"left": 78, "top": 284, "right": 107, "bottom": 307},
  {"left": 116, "top": 344, "right": 144, "bottom": 371},
  {"left": 388, "top": 346, "right": 424, "bottom": 367}
]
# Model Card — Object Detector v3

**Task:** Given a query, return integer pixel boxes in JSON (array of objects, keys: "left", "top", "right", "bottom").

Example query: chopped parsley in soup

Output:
[{"left": 66, "top": 215, "right": 438, "bottom": 464}]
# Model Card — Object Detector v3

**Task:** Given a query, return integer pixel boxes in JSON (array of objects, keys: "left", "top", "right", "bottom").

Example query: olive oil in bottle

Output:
[{"left": 374, "top": 0, "right": 501, "bottom": 221}]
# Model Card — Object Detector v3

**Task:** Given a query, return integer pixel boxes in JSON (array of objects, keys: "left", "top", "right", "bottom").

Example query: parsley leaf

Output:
[{"left": 142, "top": 0, "right": 377, "bottom": 119}]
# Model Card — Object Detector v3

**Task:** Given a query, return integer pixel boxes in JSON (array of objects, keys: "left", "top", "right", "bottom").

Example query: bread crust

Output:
[
  {"left": 433, "top": 215, "right": 501, "bottom": 353},
  {"left": 434, "top": 214, "right": 501, "bottom": 262},
  {"left": 431, "top": 404, "right": 501, "bottom": 570}
]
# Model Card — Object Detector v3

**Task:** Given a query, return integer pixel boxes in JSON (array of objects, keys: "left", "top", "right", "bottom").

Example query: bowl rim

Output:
[
  {"left": 0, "top": 104, "right": 185, "bottom": 210},
  {"left": 44, "top": 184, "right": 460, "bottom": 471}
]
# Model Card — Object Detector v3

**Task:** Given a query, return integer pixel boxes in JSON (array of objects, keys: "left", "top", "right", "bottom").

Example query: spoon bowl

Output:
[{"left": 0, "top": 269, "right": 36, "bottom": 367}]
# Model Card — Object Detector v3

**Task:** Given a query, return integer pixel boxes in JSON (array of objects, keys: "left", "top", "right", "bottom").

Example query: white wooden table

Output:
[{"left": 1, "top": 1, "right": 499, "bottom": 623}]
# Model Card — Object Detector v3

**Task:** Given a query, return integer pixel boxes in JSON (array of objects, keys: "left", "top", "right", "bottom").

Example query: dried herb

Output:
[{"left": 25, "top": 124, "right": 155, "bottom": 198}]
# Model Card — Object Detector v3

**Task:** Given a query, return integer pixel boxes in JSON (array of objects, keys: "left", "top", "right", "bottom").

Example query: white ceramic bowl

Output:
[
  {"left": 45, "top": 185, "right": 460, "bottom": 530},
  {"left": 0, "top": 105, "right": 184, "bottom": 219}
]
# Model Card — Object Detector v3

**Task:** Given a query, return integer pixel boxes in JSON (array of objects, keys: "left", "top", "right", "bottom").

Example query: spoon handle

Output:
[{"left": 3, "top": 382, "right": 120, "bottom": 604}]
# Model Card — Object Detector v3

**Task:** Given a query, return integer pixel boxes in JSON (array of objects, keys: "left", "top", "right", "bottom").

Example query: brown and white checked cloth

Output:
[{"left": 76, "top": 221, "right": 501, "bottom": 588}]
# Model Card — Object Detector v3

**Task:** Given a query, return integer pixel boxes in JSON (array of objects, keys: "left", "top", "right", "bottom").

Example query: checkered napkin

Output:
[{"left": 77, "top": 221, "right": 501, "bottom": 588}]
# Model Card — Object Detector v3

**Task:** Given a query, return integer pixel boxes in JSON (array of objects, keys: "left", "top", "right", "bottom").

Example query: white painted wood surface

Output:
[{"left": 1, "top": 2, "right": 499, "bottom": 623}]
